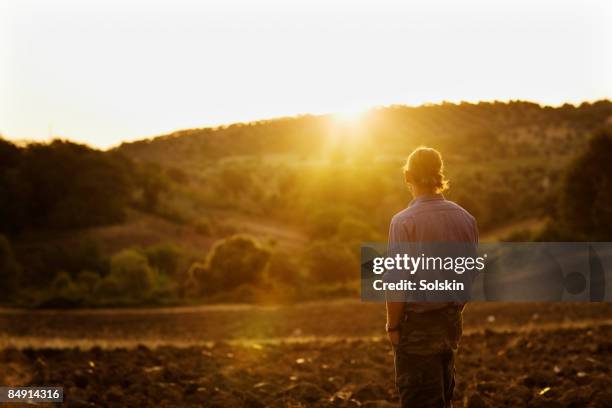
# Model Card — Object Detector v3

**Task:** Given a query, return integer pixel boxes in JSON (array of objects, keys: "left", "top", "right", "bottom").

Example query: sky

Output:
[{"left": 1, "top": 0, "right": 610, "bottom": 148}]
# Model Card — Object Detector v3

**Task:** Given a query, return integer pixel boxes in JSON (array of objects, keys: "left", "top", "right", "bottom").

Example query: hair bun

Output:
[{"left": 403, "top": 147, "right": 449, "bottom": 193}]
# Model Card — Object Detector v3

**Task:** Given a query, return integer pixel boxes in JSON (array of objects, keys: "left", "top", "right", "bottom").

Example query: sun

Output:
[
  {"left": 332, "top": 108, "right": 366, "bottom": 125},
  {"left": 323, "top": 107, "right": 370, "bottom": 150}
]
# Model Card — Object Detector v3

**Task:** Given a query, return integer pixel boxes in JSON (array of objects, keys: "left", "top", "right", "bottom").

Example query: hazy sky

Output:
[{"left": 1, "top": 0, "right": 610, "bottom": 148}]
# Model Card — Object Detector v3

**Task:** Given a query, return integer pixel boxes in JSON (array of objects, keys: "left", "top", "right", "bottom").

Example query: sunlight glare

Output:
[
  {"left": 1, "top": 0, "right": 609, "bottom": 147},
  {"left": 331, "top": 108, "right": 367, "bottom": 127}
]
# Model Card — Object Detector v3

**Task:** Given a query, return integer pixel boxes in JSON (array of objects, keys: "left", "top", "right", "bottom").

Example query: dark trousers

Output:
[{"left": 394, "top": 347, "right": 456, "bottom": 408}]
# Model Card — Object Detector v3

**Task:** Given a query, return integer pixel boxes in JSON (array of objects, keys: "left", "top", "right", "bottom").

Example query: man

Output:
[{"left": 386, "top": 147, "right": 478, "bottom": 408}]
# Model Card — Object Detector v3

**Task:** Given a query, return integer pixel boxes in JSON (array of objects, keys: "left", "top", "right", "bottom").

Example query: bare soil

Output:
[{"left": 1, "top": 302, "right": 610, "bottom": 407}]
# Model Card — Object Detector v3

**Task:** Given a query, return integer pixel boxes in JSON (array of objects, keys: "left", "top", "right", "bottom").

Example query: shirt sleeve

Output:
[{"left": 385, "top": 216, "right": 416, "bottom": 302}]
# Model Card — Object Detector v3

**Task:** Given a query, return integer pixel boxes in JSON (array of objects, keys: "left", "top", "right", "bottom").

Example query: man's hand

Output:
[
  {"left": 387, "top": 330, "right": 400, "bottom": 347},
  {"left": 386, "top": 301, "right": 404, "bottom": 347}
]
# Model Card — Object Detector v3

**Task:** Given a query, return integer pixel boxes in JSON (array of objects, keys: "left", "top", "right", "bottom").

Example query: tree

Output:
[
  {"left": 0, "top": 139, "right": 27, "bottom": 235},
  {"left": 145, "top": 244, "right": 183, "bottom": 277},
  {"left": 24, "top": 141, "right": 133, "bottom": 229},
  {"left": 206, "top": 235, "right": 270, "bottom": 291},
  {"left": 135, "top": 162, "right": 167, "bottom": 212},
  {"left": 304, "top": 240, "right": 359, "bottom": 283},
  {"left": 559, "top": 129, "right": 612, "bottom": 240},
  {"left": 266, "top": 250, "right": 302, "bottom": 285},
  {"left": 109, "top": 249, "right": 156, "bottom": 298},
  {"left": 40, "top": 270, "right": 82, "bottom": 307},
  {"left": 0, "top": 139, "right": 135, "bottom": 233},
  {"left": 0, "top": 235, "right": 21, "bottom": 301},
  {"left": 184, "top": 262, "right": 207, "bottom": 297},
  {"left": 76, "top": 270, "right": 101, "bottom": 296}
]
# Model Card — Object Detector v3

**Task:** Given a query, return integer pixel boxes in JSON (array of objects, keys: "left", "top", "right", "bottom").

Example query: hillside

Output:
[
  {"left": 116, "top": 100, "right": 612, "bottom": 165},
  {"left": 114, "top": 100, "right": 612, "bottom": 237},
  {"left": 2, "top": 100, "right": 611, "bottom": 308}
]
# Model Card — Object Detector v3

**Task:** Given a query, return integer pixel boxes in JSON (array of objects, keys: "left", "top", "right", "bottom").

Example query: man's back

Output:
[
  {"left": 389, "top": 194, "right": 478, "bottom": 244},
  {"left": 388, "top": 193, "right": 478, "bottom": 310}
]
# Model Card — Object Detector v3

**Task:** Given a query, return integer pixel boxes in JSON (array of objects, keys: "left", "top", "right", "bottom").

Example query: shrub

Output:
[
  {"left": 11, "top": 140, "right": 133, "bottom": 231},
  {"left": 266, "top": 250, "right": 302, "bottom": 285},
  {"left": 76, "top": 270, "right": 101, "bottom": 295},
  {"left": 44, "top": 271, "right": 82, "bottom": 307},
  {"left": 144, "top": 243, "right": 183, "bottom": 277},
  {"left": 206, "top": 235, "right": 271, "bottom": 291},
  {"left": 51, "top": 271, "right": 74, "bottom": 292},
  {"left": 0, "top": 235, "right": 21, "bottom": 301},
  {"left": 94, "top": 276, "right": 123, "bottom": 299},
  {"left": 558, "top": 129, "right": 612, "bottom": 240},
  {"left": 183, "top": 262, "right": 208, "bottom": 297},
  {"left": 14, "top": 238, "right": 107, "bottom": 289},
  {"left": 304, "top": 240, "right": 359, "bottom": 283},
  {"left": 109, "top": 249, "right": 156, "bottom": 298}
]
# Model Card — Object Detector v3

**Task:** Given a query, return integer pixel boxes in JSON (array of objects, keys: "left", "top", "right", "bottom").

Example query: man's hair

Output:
[{"left": 403, "top": 147, "right": 449, "bottom": 193}]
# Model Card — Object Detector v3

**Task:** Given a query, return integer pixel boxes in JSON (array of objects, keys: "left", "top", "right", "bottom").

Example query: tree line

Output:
[{"left": 0, "top": 108, "right": 610, "bottom": 307}]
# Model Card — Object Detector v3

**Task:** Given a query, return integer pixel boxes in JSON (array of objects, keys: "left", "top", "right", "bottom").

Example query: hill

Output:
[
  {"left": 114, "top": 100, "right": 612, "bottom": 235},
  {"left": 117, "top": 100, "right": 612, "bottom": 164},
  {"left": 1, "top": 100, "right": 611, "bottom": 307}
]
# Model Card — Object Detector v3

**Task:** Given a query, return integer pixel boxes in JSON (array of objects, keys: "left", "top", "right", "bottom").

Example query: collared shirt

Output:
[
  {"left": 387, "top": 194, "right": 478, "bottom": 312},
  {"left": 389, "top": 194, "right": 478, "bottom": 244}
]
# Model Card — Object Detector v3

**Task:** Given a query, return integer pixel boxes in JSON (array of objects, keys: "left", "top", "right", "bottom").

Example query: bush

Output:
[
  {"left": 144, "top": 243, "right": 183, "bottom": 277},
  {"left": 558, "top": 129, "right": 612, "bottom": 240},
  {"left": 0, "top": 235, "right": 21, "bottom": 301},
  {"left": 183, "top": 262, "right": 207, "bottom": 297},
  {"left": 304, "top": 240, "right": 359, "bottom": 283},
  {"left": 76, "top": 270, "right": 101, "bottom": 295},
  {"left": 534, "top": 219, "right": 568, "bottom": 242},
  {"left": 109, "top": 249, "right": 156, "bottom": 298},
  {"left": 51, "top": 271, "right": 74, "bottom": 292},
  {"left": 0, "top": 140, "right": 134, "bottom": 233},
  {"left": 266, "top": 250, "right": 302, "bottom": 285},
  {"left": 15, "top": 238, "right": 107, "bottom": 289},
  {"left": 94, "top": 276, "right": 123, "bottom": 299},
  {"left": 206, "top": 235, "right": 271, "bottom": 291},
  {"left": 42, "top": 271, "right": 82, "bottom": 307}
]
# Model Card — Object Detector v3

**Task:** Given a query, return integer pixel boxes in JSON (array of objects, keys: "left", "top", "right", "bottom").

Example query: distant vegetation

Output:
[
  {"left": 1, "top": 100, "right": 611, "bottom": 307},
  {"left": 536, "top": 129, "right": 612, "bottom": 241},
  {"left": 0, "top": 139, "right": 132, "bottom": 233}
]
